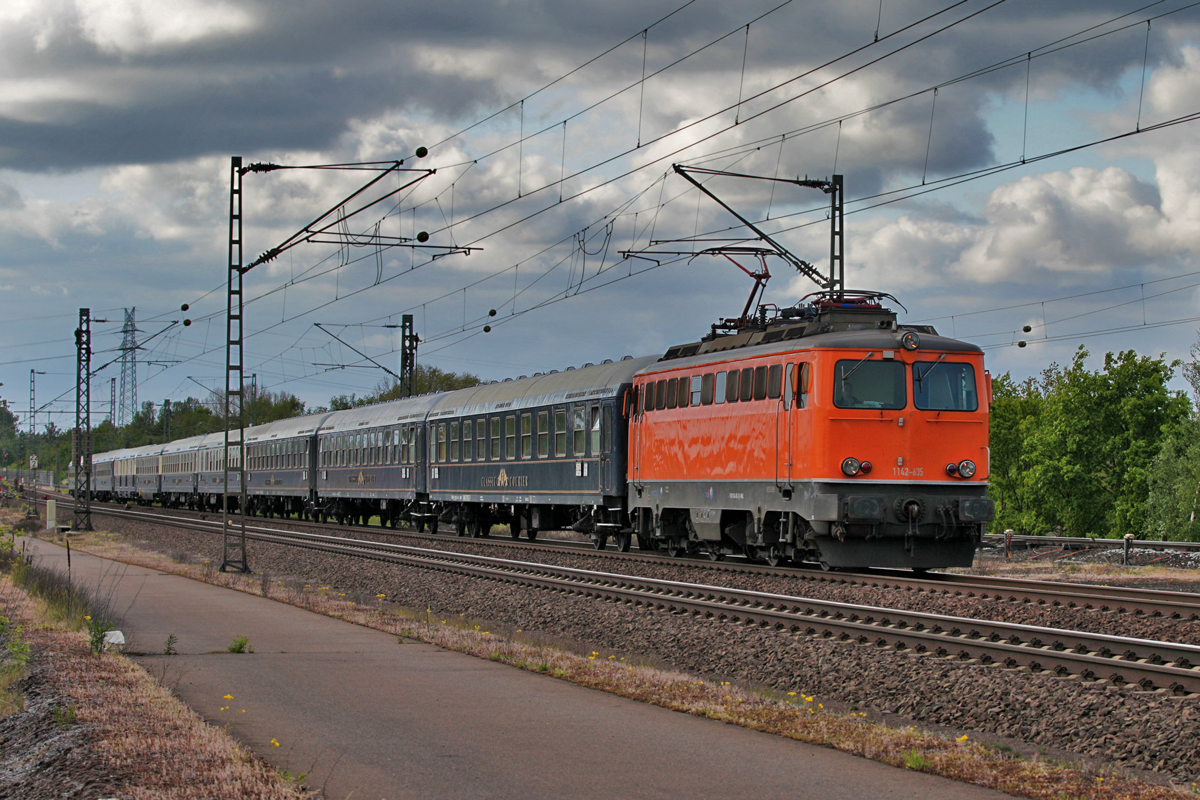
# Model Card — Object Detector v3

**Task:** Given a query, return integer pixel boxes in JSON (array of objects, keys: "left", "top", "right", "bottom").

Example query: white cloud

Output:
[{"left": 74, "top": 0, "right": 258, "bottom": 55}]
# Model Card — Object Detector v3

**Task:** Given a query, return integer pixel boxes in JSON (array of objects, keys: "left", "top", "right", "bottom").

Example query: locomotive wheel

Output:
[
  {"left": 593, "top": 534, "right": 609, "bottom": 550},
  {"left": 614, "top": 531, "right": 632, "bottom": 553}
]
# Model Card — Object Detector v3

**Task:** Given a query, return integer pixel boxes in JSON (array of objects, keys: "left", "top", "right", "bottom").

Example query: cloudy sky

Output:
[{"left": 3, "top": 0, "right": 1200, "bottom": 429}]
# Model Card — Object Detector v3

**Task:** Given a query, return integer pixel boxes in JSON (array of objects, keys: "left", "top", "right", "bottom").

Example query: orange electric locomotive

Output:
[{"left": 625, "top": 292, "right": 994, "bottom": 570}]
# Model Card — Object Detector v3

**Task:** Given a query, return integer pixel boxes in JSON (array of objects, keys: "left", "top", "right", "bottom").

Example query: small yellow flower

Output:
[
  {"left": 84, "top": 615, "right": 91, "bottom": 621},
  {"left": 376, "top": 594, "right": 385, "bottom": 599},
  {"left": 241, "top": 709, "right": 246, "bottom": 713},
  {"left": 787, "top": 692, "right": 796, "bottom": 697},
  {"left": 223, "top": 694, "right": 233, "bottom": 699},
  {"left": 271, "top": 738, "right": 280, "bottom": 747},
  {"left": 956, "top": 735, "right": 969, "bottom": 743}
]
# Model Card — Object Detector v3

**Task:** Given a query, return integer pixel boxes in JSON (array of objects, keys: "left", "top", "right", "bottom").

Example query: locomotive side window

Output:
[
  {"left": 690, "top": 376, "right": 702, "bottom": 406},
  {"left": 701, "top": 373, "right": 714, "bottom": 405},
  {"left": 768, "top": 364, "right": 782, "bottom": 399},
  {"left": 555, "top": 409, "right": 567, "bottom": 457},
  {"left": 913, "top": 361, "right": 978, "bottom": 411},
  {"left": 643, "top": 382, "right": 655, "bottom": 413},
  {"left": 740, "top": 368, "right": 754, "bottom": 402},
  {"left": 833, "top": 359, "right": 906, "bottom": 409},
  {"left": 655, "top": 379, "right": 668, "bottom": 410},
  {"left": 537, "top": 411, "right": 549, "bottom": 458},
  {"left": 574, "top": 406, "right": 586, "bottom": 455},
  {"left": 754, "top": 366, "right": 768, "bottom": 400},
  {"left": 666, "top": 379, "right": 678, "bottom": 409},
  {"left": 784, "top": 364, "right": 794, "bottom": 409},
  {"left": 715, "top": 372, "right": 727, "bottom": 404},
  {"left": 521, "top": 414, "right": 533, "bottom": 459},
  {"left": 725, "top": 370, "right": 739, "bottom": 403},
  {"left": 800, "top": 363, "right": 810, "bottom": 408}
]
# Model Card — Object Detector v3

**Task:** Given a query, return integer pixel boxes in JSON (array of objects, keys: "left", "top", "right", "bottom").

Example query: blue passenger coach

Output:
[{"left": 423, "top": 357, "right": 656, "bottom": 545}]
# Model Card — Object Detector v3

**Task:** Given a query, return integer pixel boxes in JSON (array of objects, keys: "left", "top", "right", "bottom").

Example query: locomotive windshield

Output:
[
  {"left": 833, "top": 360, "right": 906, "bottom": 409},
  {"left": 912, "top": 361, "right": 978, "bottom": 411}
]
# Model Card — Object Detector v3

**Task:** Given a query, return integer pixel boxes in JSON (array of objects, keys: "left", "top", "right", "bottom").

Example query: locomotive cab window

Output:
[
  {"left": 833, "top": 359, "right": 906, "bottom": 410},
  {"left": 913, "top": 361, "right": 978, "bottom": 411}
]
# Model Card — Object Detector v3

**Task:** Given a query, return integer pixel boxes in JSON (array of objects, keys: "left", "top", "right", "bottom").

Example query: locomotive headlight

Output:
[
  {"left": 901, "top": 331, "right": 920, "bottom": 351},
  {"left": 957, "top": 459, "right": 977, "bottom": 479},
  {"left": 841, "top": 457, "right": 861, "bottom": 477}
]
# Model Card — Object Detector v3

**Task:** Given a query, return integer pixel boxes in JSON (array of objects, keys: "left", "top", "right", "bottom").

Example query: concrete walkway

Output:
[{"left": 19, "top": 536, "right": 1014, "bottom": 800}]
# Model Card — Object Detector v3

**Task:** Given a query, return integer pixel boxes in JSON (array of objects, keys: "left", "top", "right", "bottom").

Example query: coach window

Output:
[
  {"left": 715, "top": 372, "right": 727, "bottom": 405},
  {"left": 768, "top": 364, "right": 782, "bottom": 400},
  {"left": 555, "top": 409, "right": 567, "bottom": 457},
  {"left": 534, "top": 411, "right": 547, "bottom": 458},
  {"left": 436, "top": 424, "right": 446, "bottom": 463},
  {"left": 449, "top": 422, "right": 459, "bottom": 462},
  {"left": 492, "top": 417, "right": 502, "bottom": 460},
  {"left": 643, "top": 382, "right": 655, "bottom": 413},
  {"left": 462, "top": 421, "right": 473, "bottom": 462},
  {"left": 834, "top": 359, "right": 905, "bottom": 410},
  {"left": 521, "top": 414, "right": 533, "bottom": 459},
  {"left": 590, "top": 404, "right": 602, "bottom": 455},
  {"left": 411, "top": 426, "right": 420, "bottom": 464},
  {"left": 690, "top": 375, "right": 703, "bottom": 406},
  {"left": 655, "top": 379, "right": 668, "bottom": 410},
  {"left": 505, "top": 415, "right": 517, "bottom": 460},
  {"left": 573, "top": 406, "right": 586, "bottom": 455},
  {"left": 375, "top": 432, "right": 382, "bottom": 465},
  {"left": 474, "top": 419, "right": 485, "bottom": 461},
  {"left": 726, "top": 369, "right": 740, "bottom": 403}
]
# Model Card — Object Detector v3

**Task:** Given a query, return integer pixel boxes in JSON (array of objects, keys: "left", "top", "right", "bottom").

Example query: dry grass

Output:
[
  {"left": 1, "top": 532, "right": 310, "bottom": 798},
  {"left": 50, "top": 528, "right": 1200, "bottom": 799}
]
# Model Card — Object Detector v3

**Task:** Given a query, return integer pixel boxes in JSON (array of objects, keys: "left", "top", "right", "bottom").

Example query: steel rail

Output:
[
  {"left": 74, "top": 505, "right": 1200, "bottom": 695},
  {"left": 41, "top": 494, "right": 1200, "bottom": 621}
]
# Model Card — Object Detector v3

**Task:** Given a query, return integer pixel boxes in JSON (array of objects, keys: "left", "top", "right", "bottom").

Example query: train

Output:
[{"left": 76, "top": 292, "right": 994, "bottom": 570}]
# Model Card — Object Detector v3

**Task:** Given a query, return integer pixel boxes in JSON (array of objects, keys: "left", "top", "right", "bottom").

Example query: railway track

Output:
[
  {"left": 58, "top": 504, "right": 1200, "bottom": 695},
  {"left": 36, "top": 493, "right": 1200, "bottom": 622}
]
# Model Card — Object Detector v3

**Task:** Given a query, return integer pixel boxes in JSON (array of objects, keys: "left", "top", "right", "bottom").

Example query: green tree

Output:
[
  {"left": 990, "top": 347, "right": 1189, "bottom": 538},
  {"left": 1146, "top": 417, "right": 1200, "bottom": 540}
]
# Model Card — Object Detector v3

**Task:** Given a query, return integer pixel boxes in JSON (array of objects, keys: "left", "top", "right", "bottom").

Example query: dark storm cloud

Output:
[{"left": 2, "top": 0, "right": 1194, "bottom": 172}]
